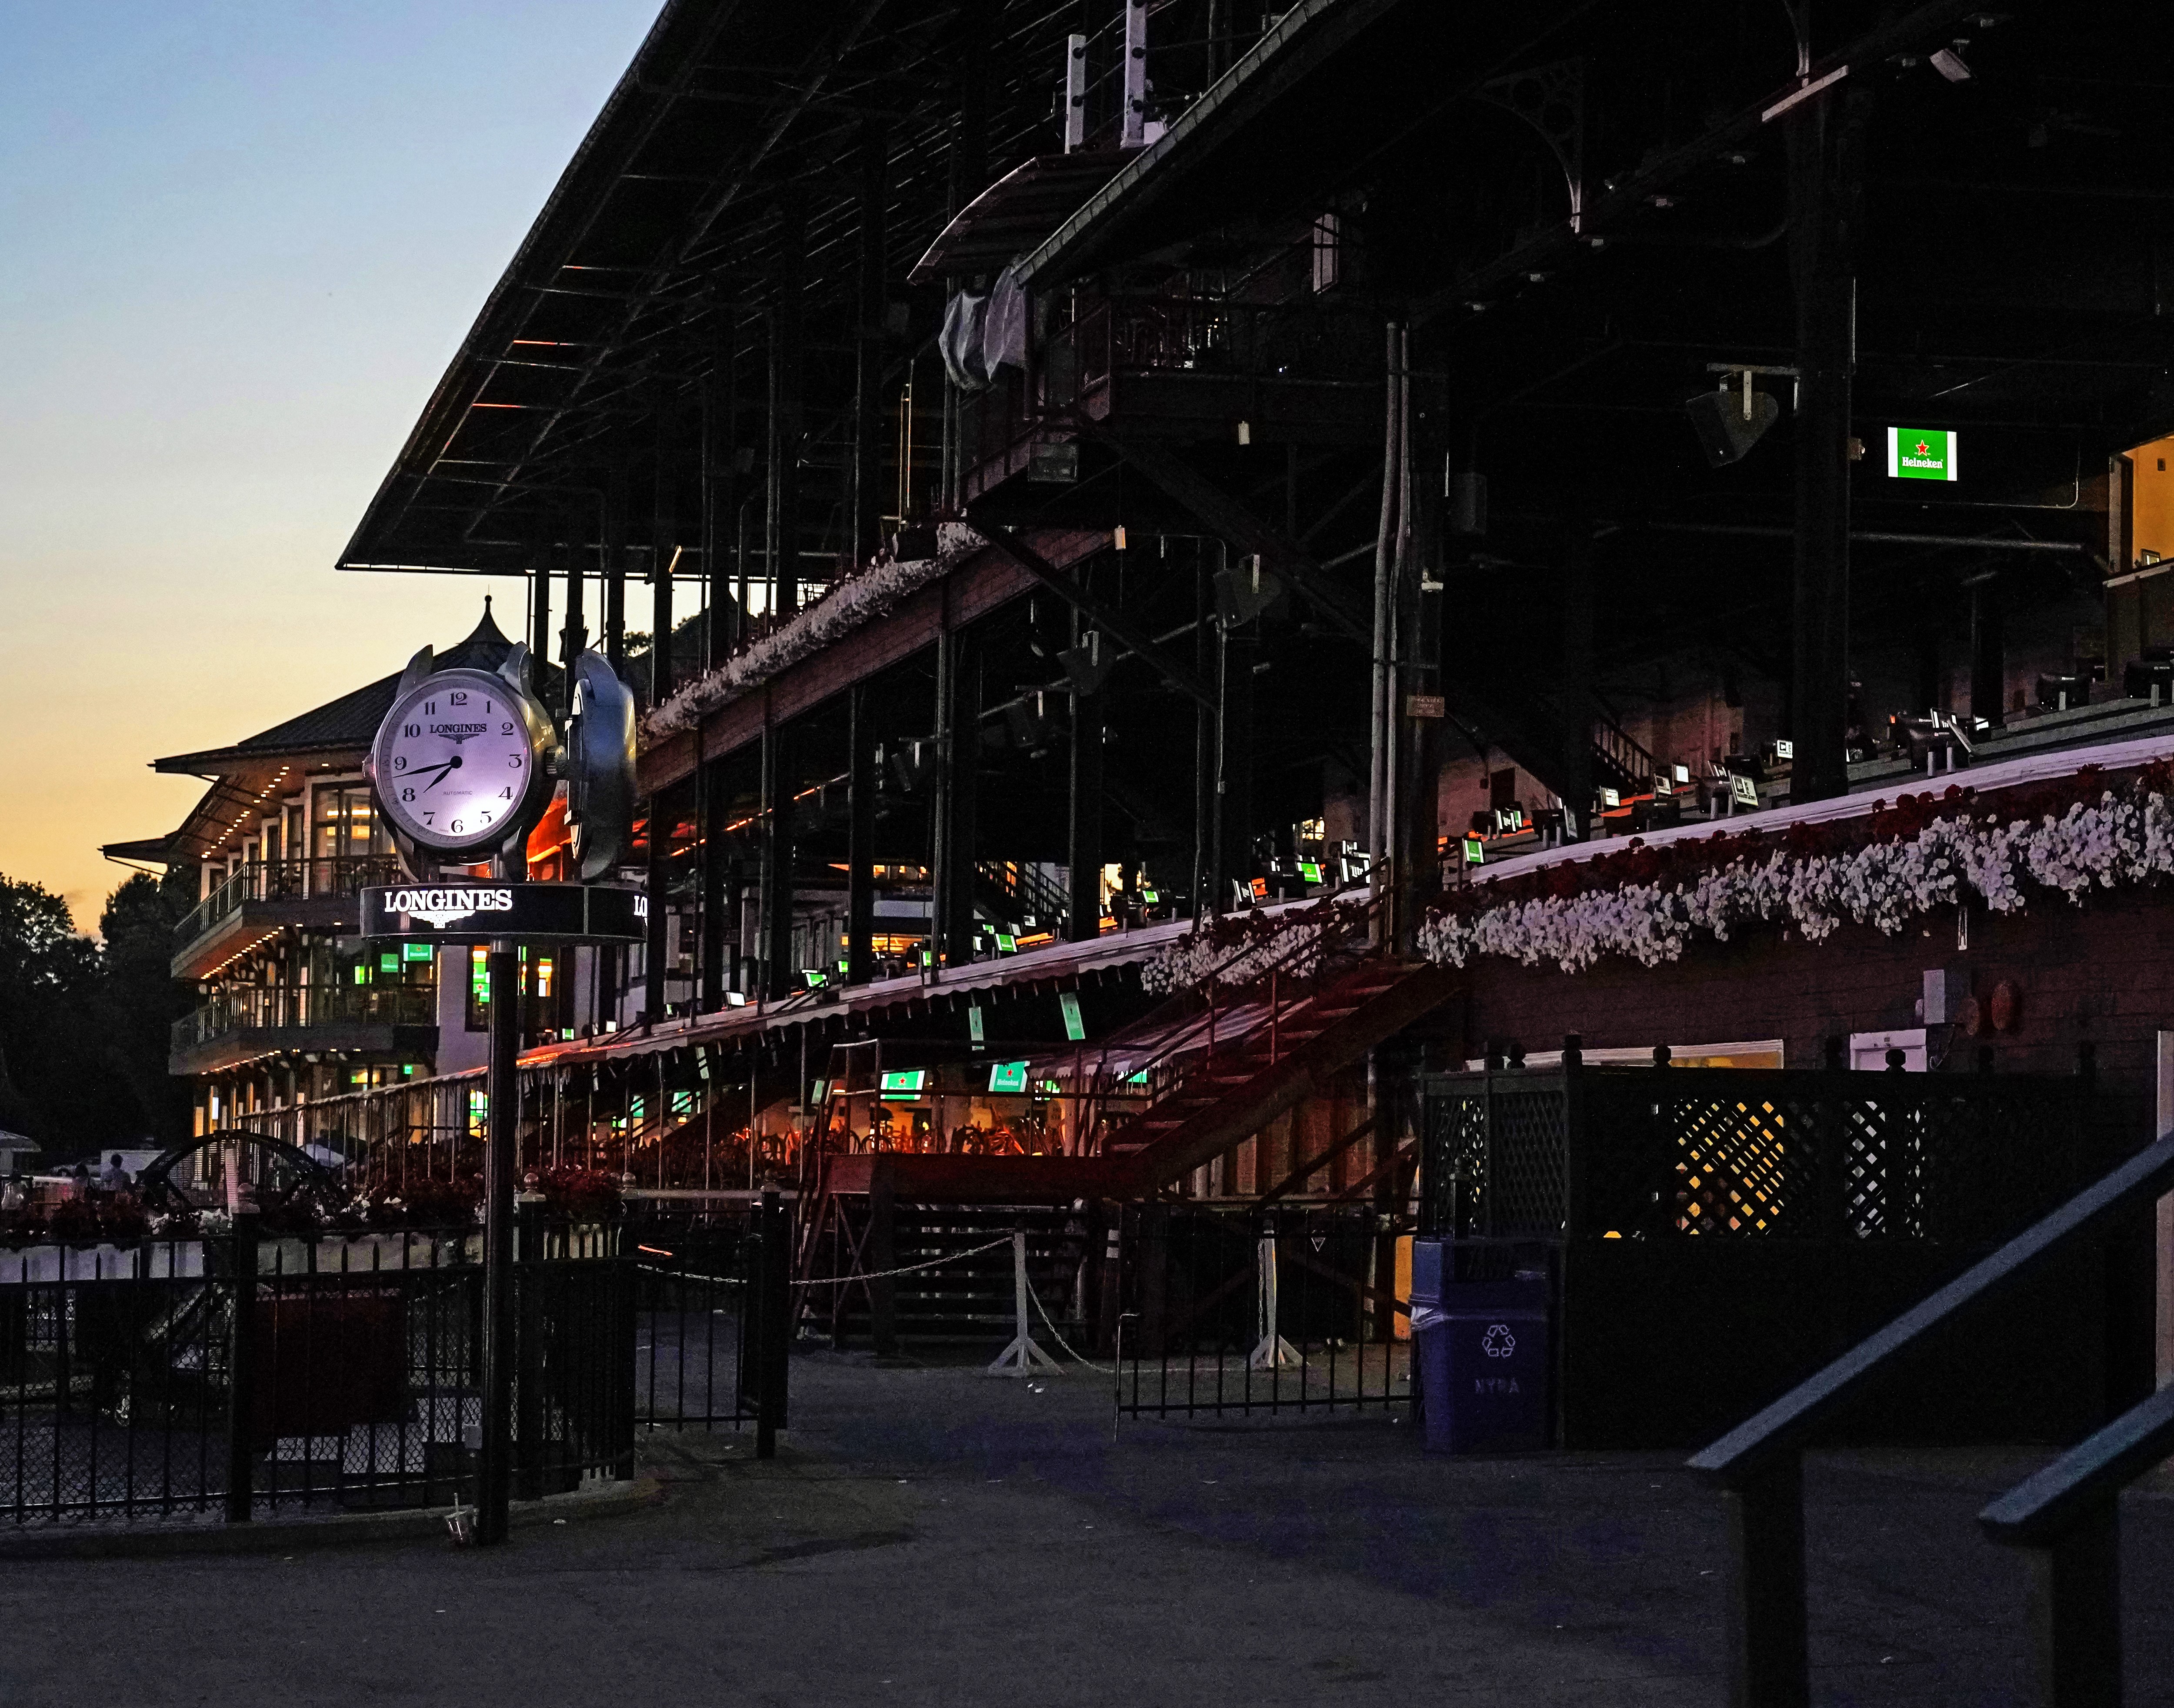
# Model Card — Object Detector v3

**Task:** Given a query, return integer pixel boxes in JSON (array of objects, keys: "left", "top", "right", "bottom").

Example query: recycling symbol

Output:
[{"left": 1480, "top": 1323, "right": 1517, "bottom": 1359}]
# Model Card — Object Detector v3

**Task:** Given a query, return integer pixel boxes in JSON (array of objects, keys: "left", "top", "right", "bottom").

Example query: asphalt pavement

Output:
[{"left": 6, "top": 1345, "right": 2171, "bottom": 1707}]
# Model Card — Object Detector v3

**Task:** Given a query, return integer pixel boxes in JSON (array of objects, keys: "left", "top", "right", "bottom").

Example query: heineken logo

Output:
[
  {"left": 385, "top": 886, "right": 516, "bottom": 929},
  {"left": 1886, "top": 426, "right": 1959, "bottom": 482}
]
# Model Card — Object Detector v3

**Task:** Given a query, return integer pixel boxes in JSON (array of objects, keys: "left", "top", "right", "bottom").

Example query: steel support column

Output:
[
  {"left": 768, "top": 200, "right": 806, "bottom": 618},
  {"left": 704, "top": 304, "right": 740, "bottom": 666},
  {"left": 1971, "top": 577, "right": 2006, "bottom": 727},
  {"left": 852, "top": 120, "right": 890, "bottom": 570},
  {"left": 846, "top": 682, "right": 876, "bottom": 985},
  {"left": 1786, "top": 86, "right": 1870, "bottom": 804},
  {"left": 530, "top": 515, "right": 553, "bottom": 705},
  {"left": 759, "top": 713, "right": 796, "bottom": 999},
  {"left": 604, "top": 457, "right": 628, "bottom": 674},
  {"left": 1067, "top": 606, "right": 1104, "bottom": 943},
  {"left": 1194, "top": 540, "right": 1217, "bottom": 919},
  {"left": 1559, "top": 532, "right": 1595, "bottom": 842},
  {"left": 642, "top": 788, "right": 670, "bottom": 1024},
  {"left": 698, "top": 751, "right": 728, "bottom": 1012},
  {"left": 559, "top": 500, "right": 587, "bottom": 680},
  {"left": 652, "top": 394, "right": 678, "bottom": 707}
]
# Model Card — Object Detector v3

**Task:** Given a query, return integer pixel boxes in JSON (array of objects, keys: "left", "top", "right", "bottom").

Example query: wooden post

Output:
[
  {"left": 868, "top": 1155, "right": 897, "bottom": 1358},
  {"left": 2022, "top": 1506, "right": 2121, "bottom": 1708},
  {"left": 1721, "top": 1454, "right": 1811, "bottom": 1708}
]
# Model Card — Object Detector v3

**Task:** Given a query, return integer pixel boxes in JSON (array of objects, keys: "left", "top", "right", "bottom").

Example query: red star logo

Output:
[{"left": 1915, "top": 439, "right": 1931, "bottom": 456}]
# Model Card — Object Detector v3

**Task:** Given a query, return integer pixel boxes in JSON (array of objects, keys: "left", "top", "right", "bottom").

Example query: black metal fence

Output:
[
  {"left": 0, "top": 1201, "right": 788, "bottom": 1527},
  {"left": 625, "top": 1194, "right": 790, "bottom": 1444},
  {"left": 1111, "top": 1204, "right": 1411, "bottom": 1419},
  {"left": 1419, "top": 1058, "right": 2105, "bottom": 1447}
]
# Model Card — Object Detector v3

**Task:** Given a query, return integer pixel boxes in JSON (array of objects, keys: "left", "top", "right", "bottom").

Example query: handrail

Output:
[
  {"left": 1689, "top": 1133, "right": 2174, "bottom": 1487},
  {"left": 1979, "top": 1380, "right": 2174, "bottom": 1546},
  {"left": 1691, "top": 1127, "right": 2174, "bottom": 1708},
  {"left": 1077, "top": 891, "right": 1379, "bottom": 1144}
]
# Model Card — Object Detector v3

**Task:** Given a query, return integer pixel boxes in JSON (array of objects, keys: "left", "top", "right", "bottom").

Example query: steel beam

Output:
[
  {"left": 974, "top": 523, "right": 1214, "bottom": 709},
  {"left": 1075, "top": 420, "right": 1370, "bottom": 642}
]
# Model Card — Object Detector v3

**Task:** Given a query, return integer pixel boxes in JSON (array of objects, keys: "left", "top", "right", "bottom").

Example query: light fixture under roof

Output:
[{"left": 1931, "top": 45, "right": 1971, "bottom": 82}]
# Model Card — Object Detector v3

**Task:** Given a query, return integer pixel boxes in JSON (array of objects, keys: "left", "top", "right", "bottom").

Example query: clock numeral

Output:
[
  {"left": 423, "top": 701, "right": 436, "bottom": 715},
  {"left": 422, "top": 812, "right": 435, "bottom": 824},
  {"left": 400, "top": 788, "right": 416, "bottom": 802},
  {"left": 449, "top": 690, "right": 468, "bottom": 706},
  {"left": 485, "top": 698, "right": 494, "bottom": 714},
  {"left": 403, "top": 724, "right": 420, "bottom": 737},
  {"left": 450, "top": 820, "right": 463, "bottom": 834},
  {"left": 501, "top": 721, "right": 515, "bottom": 734},
  {"left": 392, "top": 756, "right": 407, "bottom": 772},
  {"left": 499, "top": 787, "right": 514, "bottom": 801},
  {"left": 508, "top": 753, "right": 523, "bottom": 768}
]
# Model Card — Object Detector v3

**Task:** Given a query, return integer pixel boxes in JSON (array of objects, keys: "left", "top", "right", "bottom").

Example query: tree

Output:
[
  {"left": 97, "top": 871, "right": 193, "bottom": 1146},
  {"left": 0, "top": 876, "right": 103, "bottom": 1158},
  {"left": 0, "top": 871, "right": 192, "bottom": 1164}
]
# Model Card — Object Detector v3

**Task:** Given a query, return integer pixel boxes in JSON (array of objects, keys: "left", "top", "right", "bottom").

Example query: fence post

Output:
[
  {"left": 756, "top": 1184, "right": 790, "bottom": 1458},
  {"left": 223, "top": 1209, "right": 260, "bottom": 1525},
  {"left": 1721, "top": 1453, "right": 1810, "bottom": 1708},
  {"left": 515, "top": 1194, "right": 545, "bottom": 1500},
  {"left": 2021, "top": 1503, "right": 2121, "bottom": 1708}
]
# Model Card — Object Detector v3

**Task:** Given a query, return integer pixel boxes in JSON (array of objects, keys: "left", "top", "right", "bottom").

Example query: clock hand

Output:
[{"left": 422, "top": 754, "right": 465, "bottom": 794}]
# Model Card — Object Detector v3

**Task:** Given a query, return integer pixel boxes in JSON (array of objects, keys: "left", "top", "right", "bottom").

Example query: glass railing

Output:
[
  {"left": 173, "top": 856, "right": 402, "bottom": 950},
  {"left": 170, "top": 981, "right": 436, "bottom": 1051}
]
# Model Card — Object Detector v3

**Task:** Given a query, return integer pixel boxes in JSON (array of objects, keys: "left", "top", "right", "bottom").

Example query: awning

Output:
[{"left": 908, "top": 149, "right": 1139, "bottom": 285}]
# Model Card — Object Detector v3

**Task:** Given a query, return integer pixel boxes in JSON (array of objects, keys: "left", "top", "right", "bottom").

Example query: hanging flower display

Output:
[
  {"left": 1140, "top": 762, "right": 2174, "bottom": 989},
  {"left": 643, "top": 521, "right": 986, "bottom": 742},
  {"left": 1415, "top": 762, "right": 2174, "bottom": 975}
]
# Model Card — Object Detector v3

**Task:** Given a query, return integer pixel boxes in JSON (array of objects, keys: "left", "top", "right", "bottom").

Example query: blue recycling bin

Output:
[{"left": 1410, "top": 1240, "right": 1550, "bottom": 1454}]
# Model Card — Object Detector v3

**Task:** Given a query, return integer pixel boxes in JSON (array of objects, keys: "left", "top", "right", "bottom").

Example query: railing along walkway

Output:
[{"left": 1689, "top": 1132, "right": 2174, "bottom": 1708}]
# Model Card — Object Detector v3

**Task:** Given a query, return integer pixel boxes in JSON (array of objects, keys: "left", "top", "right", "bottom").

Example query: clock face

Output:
[{"left": 371, "top": 669, "right": 542, "bottom": 852}]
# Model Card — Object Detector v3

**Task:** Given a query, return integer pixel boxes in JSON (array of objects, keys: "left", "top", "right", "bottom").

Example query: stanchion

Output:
[
  {"left": 987, "top": 1230, "right": 1060, "bottom": 1378},
  {"left": 1248, "top": 1229, "right": 1300, "bottom": 1370}
]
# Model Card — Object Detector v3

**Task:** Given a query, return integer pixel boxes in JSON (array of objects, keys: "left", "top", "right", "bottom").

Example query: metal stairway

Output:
[{"left": 1094, "top": 954, "right": 1455, "bottom": 1195}]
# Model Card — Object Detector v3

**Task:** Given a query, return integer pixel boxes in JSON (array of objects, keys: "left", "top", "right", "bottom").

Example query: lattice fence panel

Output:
[{"left": 1485, "top": 1086, "right": 1568, "bottom": 1236}]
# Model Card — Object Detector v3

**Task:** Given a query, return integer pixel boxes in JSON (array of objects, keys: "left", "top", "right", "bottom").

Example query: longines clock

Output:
[{"left": 366, "top": 643, "right": 558, "bottom": 871}]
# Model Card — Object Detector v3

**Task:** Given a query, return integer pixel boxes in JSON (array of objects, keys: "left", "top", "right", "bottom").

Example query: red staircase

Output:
[{"left": 1093, "top": 952, "right": 1455, "bottom": 1195}]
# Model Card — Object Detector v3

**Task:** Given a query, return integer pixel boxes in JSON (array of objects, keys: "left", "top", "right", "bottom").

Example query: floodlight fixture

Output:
[
  {"left": 1931, "top": 46, "right": 1972, "bottom": 82},
  {"left": 1687, "top": 367, "right": 1782, "bottom": 468}
]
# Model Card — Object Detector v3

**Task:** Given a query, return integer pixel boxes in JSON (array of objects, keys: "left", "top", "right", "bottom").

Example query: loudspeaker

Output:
[{"left": 1686, "top": 385, "right": 1781, "bottom": 467}]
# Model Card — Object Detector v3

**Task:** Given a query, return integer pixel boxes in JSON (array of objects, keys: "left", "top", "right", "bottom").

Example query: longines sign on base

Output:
[{"left": 359, "top": 883, "right": 647, "bottom": 943}]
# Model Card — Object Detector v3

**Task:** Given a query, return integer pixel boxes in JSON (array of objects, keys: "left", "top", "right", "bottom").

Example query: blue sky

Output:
[{"left": 0, "top": 0, "right": 661, "bottom": 926}]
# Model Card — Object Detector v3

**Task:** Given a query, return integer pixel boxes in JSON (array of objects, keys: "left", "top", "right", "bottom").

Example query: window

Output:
[{"left": 313, "top": 784, "right": 390, "bottom": 866}]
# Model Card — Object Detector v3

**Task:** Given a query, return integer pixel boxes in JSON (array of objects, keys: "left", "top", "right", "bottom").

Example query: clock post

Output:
[
  {"left": 478, "top": 888, "right": 520, "bottom": 1546},
  {"left": 360, "top": 640, "right": 639, "bottom": 1548}
]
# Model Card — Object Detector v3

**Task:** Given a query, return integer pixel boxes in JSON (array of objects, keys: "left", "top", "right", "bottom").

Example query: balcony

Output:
[
  {"left": 171, "top": 856, "right": 401, "bottom": 980},
  {"left": 963, "top": 291, "right": 1383, "bottom": 508},
  {"left": 169, "top": 981, "right": 437, "bottom": 1077}
]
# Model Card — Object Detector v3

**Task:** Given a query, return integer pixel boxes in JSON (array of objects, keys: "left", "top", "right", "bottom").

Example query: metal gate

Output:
[
  {"left": 626, "top": 1191, "right": 789, "bottom": 1446},
  {"left": 1111, "top": 1204, "right": 1412, "bottom": 1419}
]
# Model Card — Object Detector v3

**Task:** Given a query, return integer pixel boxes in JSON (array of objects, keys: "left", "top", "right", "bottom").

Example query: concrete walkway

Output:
[{"left": 6, "top": 1348, "right": 2171, "bottom": 1706}]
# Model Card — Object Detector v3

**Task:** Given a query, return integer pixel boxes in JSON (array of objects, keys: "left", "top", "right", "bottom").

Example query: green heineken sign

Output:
[{"left": 1886, "top": 427, "right": 1959, "bottom": 482}]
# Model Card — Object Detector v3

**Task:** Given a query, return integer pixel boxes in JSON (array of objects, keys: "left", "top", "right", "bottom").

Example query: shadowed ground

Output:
[{"left": 3, "top": 1345, "right": 2170, "bottom": 1707}]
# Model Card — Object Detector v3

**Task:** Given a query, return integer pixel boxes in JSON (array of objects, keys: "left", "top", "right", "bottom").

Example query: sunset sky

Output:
[{"left": 0, "top": 0, "right": 660, "bottom": 932}]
